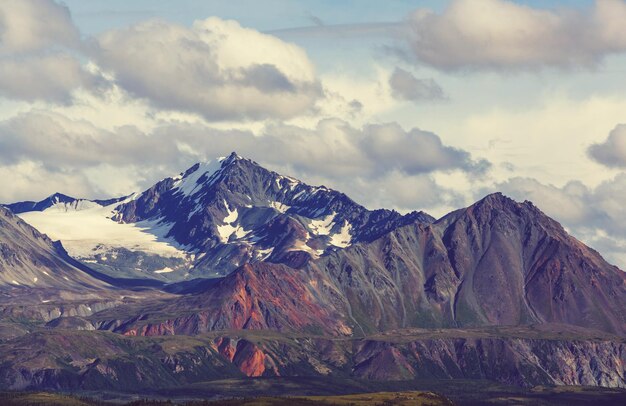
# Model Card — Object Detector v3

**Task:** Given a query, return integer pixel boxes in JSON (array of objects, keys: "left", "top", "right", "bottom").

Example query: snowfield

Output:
[{"left": 19, "top": 202, "right": 188, "bottom": 260}]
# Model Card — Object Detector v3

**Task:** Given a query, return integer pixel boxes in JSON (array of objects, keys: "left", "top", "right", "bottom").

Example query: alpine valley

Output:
[{"left": 0, "top": 153, "right": 625, "bottom": 401}]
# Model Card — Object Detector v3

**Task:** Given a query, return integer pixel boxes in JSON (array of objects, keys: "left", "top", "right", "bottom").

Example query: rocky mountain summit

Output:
[
  {"left": 6, "top": 153, "right": 433, "bottom": 281},
  {"left": 111, "top": 152, "right": 434, "bottom": 276}
]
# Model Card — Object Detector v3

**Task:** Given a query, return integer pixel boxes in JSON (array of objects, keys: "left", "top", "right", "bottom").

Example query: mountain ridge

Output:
[
  {"left": 4, "top": 157, "right": 625, "bottom": 337},
  {"left": 3, "top": 192, "right": 128, "bottom": 214},
  {"left": 6, "top": 153, "right": 435, "bottom": 281},
  {"left": 85, "top": 190, "right": 625, "bottom": 338},
  {"left": 1, "top": 154, "right": 625, "bottom": 393}
]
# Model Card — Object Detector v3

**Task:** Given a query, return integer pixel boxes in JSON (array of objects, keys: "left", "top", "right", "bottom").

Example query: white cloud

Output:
[
  {"left": 429, "top": 95, "right": 626, "bottom": 190},
  {"left": 388, "top": 67, "right": 446, "bottom": 102},
  {"left": 0, "top": 110, "right": 486, "bottom": 217},
  {"left": 0, "top": 109, "right": 486, "bottom": 183},
  {"left": 95, "top": 17, "right": 322, "bottom": 121},
  {"left": 406, "top": 0, "right": 626, "bottom": 70},
  {"left": 0, "top": 0, "right": 102, "bottom": 102},
  {"left": 0, "top": 0, "right": 81, "bottom": 54},
  {"left": 496, "top": 178, "right": 592, "bottom": 226},
  {"left": 588, "top": 124, "right": 626, "bottom": 168},
  {"left": 0, "top": 54, "right": 104, "bottom": 103},
  {"left": 0, "top": 161, "right": 93, "bottom": 204},
  {"left": 335, "top": 171, "right": 464, "bottom": 216},
  {"left": 174, "top": 118, "right": 489, "bottom": 178},
  {"left": 0, "top": 111, "right": 197, "bottom": 171}
]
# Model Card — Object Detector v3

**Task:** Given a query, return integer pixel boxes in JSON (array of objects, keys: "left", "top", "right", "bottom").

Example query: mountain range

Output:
[{"left": 0, "top": 153, "right": 624, "bottom": 395}]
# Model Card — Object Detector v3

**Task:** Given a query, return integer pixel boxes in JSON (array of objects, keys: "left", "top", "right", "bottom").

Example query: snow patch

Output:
[
  {"left": 216, "top": 202, "right": 250, "bottom": 242},
  {"left": 154, "top": 267, "right": 175, "bottom": 274},
  {"left": 269, "top": 201, "right": 290, "bottom": 214},
  {"left": 329, "top": 221, "right": 353, "bottom": 248},
  {"left": 286, "top": 232, "right": 322, "bottom": 258},
  {"left": 222, "top": 201, "right": 238, "bottom": 223},
  {"left": 309, "top": 212, "right": 336, "bottom": 236},
  {"left": 233, "top": 226, "right": 249, "bottom": 239},
  {"left": 255, "top": 247, "right": 274, "bottom": 260}
]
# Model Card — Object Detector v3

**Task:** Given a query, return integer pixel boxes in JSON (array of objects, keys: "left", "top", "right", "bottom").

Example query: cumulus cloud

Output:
[
  {"left": 337, "top": 171, "right": 465, "bottom": 215},
  {"left": 0, "top": 0, "right": 81, "bottom": 54},
  {"left": 588, "top": 124, "right": 626, "bottom": 168},
  {"left": 0, "top": 111, "right": 199, "bottom": 171},
  {"left": 388, "top": 67, "right": 446, "bottom": 102},
  {"left": 0, "top": 54, "right": 105, "bottom": 103},
  {"left": 0, "top": 0, "right": 103, "bottom": 102},
  {"left": 153, "top": 119, "right": 490, "bottom": 178},
  {"left": 359, "top": 123, "right": 487, "bottom": 174},
  {"left": 95, "top": 17, "right": 322, "bottom": 121},
  {"left": 0, "top": 111, "right": 487, "bottom": 213},
  {"left": 406, "top": 0, "right": 626, "bottom": 70},
  {"left": 0, "top": 112, "right": 485, "bottom": 179},
  {"left": 496, "top": 178, "right": 593, "bottom": 226},
  {"left": 0, "top": 162, "right": 95, "bottom": 204}
]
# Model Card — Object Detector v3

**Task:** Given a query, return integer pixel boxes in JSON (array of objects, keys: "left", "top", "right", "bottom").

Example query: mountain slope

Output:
[
  {"left": 0, "top": 207, "right": 108, "bottom": 290},
  {"left": 2, "top": 156, "right": 626, "bottom": 393},
  {"left": 312, "top": 193, "right": 626, "bottom": 335},
  {"left": 95, "top": 193, "right": 626, "bottom": 337},
  {"left": 102, "top": 262, "right": 352, "bottom": 336},
  {"left": 8, "top": 195, "right": 193, "bottom": 282},
  {"left": 438, "top": 193, "right": 626, "bottom": 334}
]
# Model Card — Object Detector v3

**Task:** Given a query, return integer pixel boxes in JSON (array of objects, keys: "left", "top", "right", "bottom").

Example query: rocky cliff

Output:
[{"left": 0, "top": 327, "right": 623, "bottom": 391}]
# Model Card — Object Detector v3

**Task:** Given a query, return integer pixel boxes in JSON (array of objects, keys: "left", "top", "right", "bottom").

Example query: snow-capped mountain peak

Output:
[
  {"left": 108, "top": 154, "right": 434, "bottom": 277},
  {"left": 172, "top": 161, "right": 223, "bottom": 198},
  {"left": 7, "top": 154, "right": 435, "bottom": 281}
]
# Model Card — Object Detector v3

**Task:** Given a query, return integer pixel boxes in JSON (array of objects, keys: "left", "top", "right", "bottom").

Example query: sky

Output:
[{"left": 1, "top": 0, "right": 626, "bottom": 267}]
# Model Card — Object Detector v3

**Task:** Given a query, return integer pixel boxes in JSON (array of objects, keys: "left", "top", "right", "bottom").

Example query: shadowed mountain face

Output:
[
  {"left": 94, "top": 193, "right": 626, "bottom": 337},
  {"left": 0, "top": 207, "right": 108, "bottom": 290}
]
